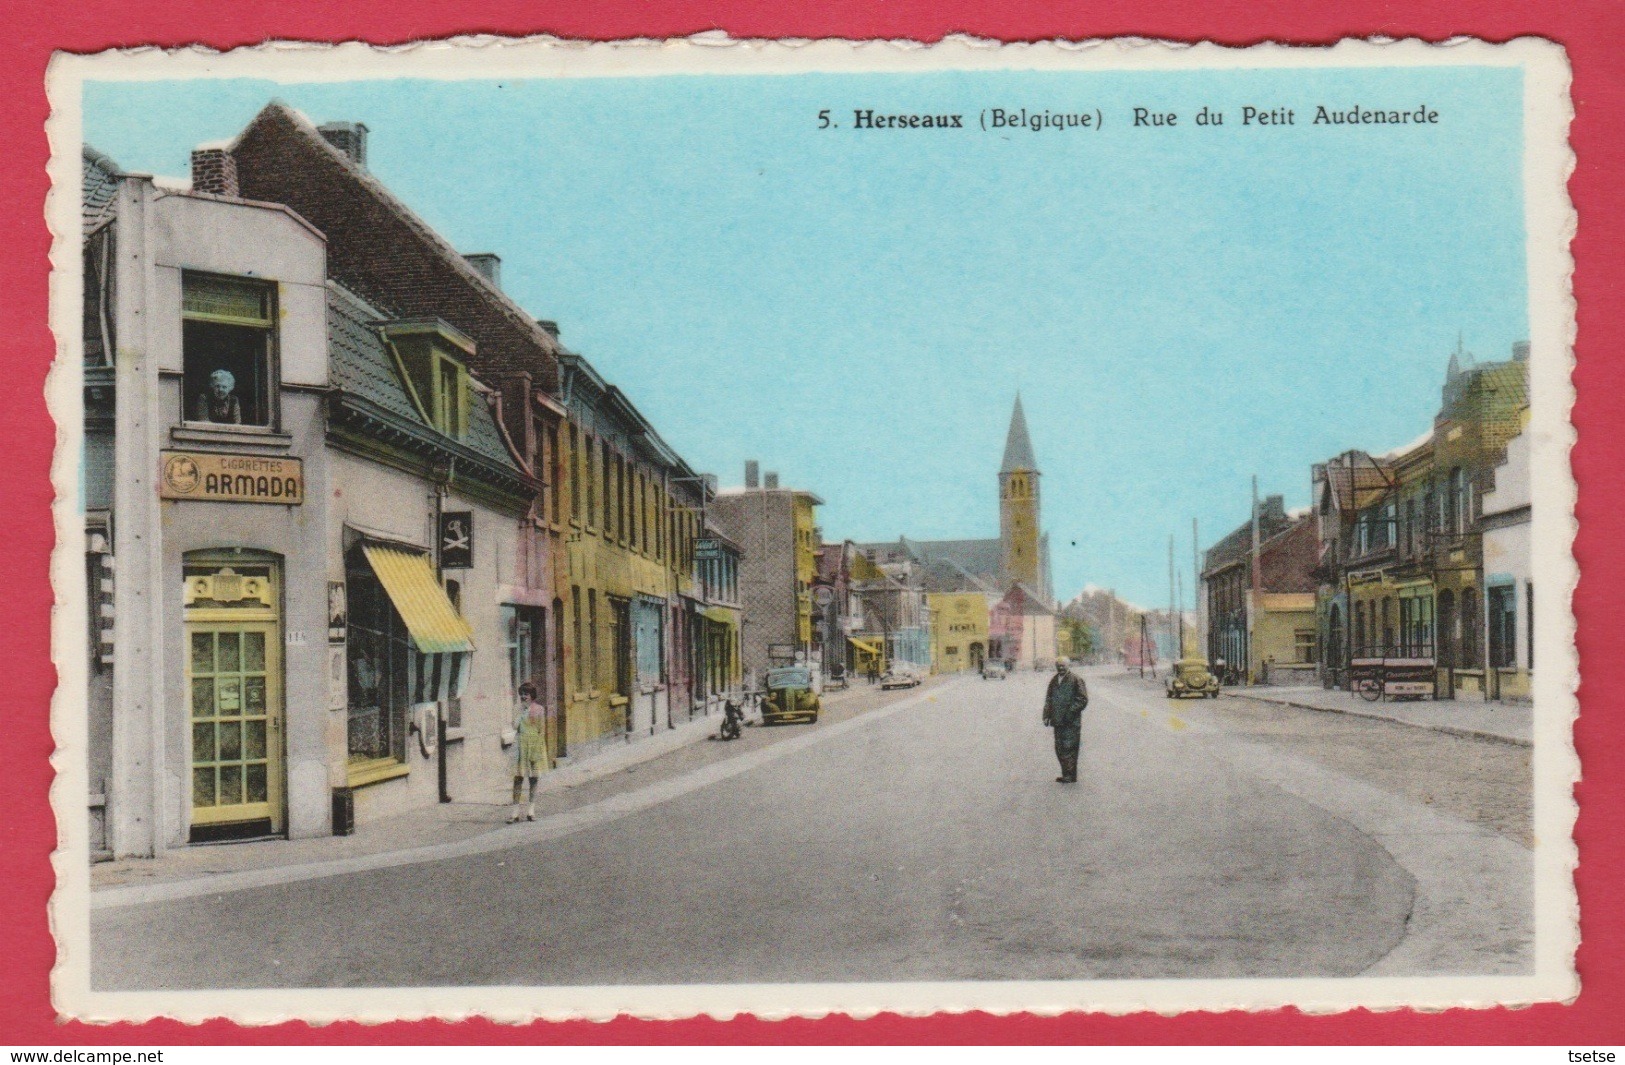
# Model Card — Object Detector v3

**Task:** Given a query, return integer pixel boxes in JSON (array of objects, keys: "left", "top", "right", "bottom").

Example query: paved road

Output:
[{"left": 92, "top": 669, "right": 1531, "bottom": 989}]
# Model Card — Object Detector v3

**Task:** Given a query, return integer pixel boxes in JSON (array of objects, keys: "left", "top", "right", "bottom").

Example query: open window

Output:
[{"left": 182, "top": 272, "right": 277, "bottom": 428}]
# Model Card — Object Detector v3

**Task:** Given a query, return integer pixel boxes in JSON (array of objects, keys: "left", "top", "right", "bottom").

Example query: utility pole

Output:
[
  {"left": 1192, "top": 516, "right": 1202, "bottom": 662},
  {"left": 1175, "top": 568, "right": 1185, "bottom": 659},
  {"left": 1168, "top": 534, "right": 1176, "bottom": 668}
]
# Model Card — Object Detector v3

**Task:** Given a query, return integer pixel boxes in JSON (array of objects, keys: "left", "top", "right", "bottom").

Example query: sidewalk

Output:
[
  {"left": 1219, "top": 684, "right": 1532, "bottom": 747},
  {"left": 89, "top": 678, "right": 908, "bottom": 893}
]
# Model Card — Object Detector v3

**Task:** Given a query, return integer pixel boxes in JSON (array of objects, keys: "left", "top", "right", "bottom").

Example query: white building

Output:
[
  {"left": 82, "top": 145, "right": 534, "bottom": 857},
  {"left": 1481, "top": 423, "right": 1532, "bottom": 701}
]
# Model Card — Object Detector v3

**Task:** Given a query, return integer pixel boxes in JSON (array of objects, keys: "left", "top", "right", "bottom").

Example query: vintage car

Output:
[
  {"left": 761, "top": 666, "right": 821, "bottom": 725},
  {"left": 1165, "top": 657, "right": 1221, "bottom": 699},
  {"left": 980, "top": 660, "right": 1008, "bottom": 680},
  {"left": 880, "top": 666, "right": 923, "bottom": 690}
]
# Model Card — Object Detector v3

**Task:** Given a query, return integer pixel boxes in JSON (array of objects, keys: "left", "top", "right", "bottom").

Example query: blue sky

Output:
[{"left": 84, "top": 64, "right": 1527, "bottom": 607}]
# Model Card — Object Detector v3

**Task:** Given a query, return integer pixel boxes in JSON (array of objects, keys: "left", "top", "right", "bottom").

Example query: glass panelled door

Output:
[{"left": 183, "top": 559, "right": 283, "bottom": 834}]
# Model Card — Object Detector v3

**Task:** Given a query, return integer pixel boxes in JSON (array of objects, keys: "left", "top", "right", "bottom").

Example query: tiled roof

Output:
[
  {"left": 327, "top": 282, "right": 521, "bottom": 474},
  {"left": 918, "top": 557, "right": 998, "bottom": 594},
  {"left": 83, "top": 145, "right": 119, "bottom": 232},
  {"left": 1477, "top": 361, "right": 1529, "bottom": 409},
  {"left": 902, "top": 536, "right": 1004, "bottom": 579},
  {"left": 1320, "top": 452, "right": 1393, "bottom": 514},
  {"left": 234, "top": 102, "right": 562, "bottom": 391}
]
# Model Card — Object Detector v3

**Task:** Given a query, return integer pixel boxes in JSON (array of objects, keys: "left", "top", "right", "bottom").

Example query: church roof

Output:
[
  {"left": 902, "top": 536, "right": 1003, "bottom": 580},
  {"left": 918, "top": 557, "right": 999, "bottom": 595},
  {"left": 1001, "top": 395, "right": 1037, "bottom": 473}
]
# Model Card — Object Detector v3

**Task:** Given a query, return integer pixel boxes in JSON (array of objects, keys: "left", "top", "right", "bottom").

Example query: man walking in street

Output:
[{"left": 1043, "top": 657, "right": 1089, "bottom": 783}]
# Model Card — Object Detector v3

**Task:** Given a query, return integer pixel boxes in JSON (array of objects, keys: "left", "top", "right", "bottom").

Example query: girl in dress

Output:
[{"left": 508, "top": 681, "right": 552, "bottom": 823}]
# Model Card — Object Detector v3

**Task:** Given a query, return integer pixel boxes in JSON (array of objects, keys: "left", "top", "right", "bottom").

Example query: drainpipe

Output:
[{"left": 433, "top": 459, "right": 455, "bottom": 803}]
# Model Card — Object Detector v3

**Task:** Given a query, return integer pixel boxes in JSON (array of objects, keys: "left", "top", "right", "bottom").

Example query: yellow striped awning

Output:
[
  {"left": 362, "top": 542, "right": 475, "bottom": 654},
  {"left": 848, "top": 637, "right": 882, "bottom": 656}
]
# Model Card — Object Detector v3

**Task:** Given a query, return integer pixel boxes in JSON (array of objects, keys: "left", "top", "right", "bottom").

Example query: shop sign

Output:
[
  {"left": 695, "top": 538, "right": 723, "bottom": 561},
  {"left": 160, "top": 450, "right": 303, "bottom": 505},
  {"left": 439, "top": 512, "right": 473, "bottom": 569}
]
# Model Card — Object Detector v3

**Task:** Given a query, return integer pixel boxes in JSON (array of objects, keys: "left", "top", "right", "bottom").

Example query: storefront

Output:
[{"left": 86, "top": 165, "right": 537, "bottom": 857}]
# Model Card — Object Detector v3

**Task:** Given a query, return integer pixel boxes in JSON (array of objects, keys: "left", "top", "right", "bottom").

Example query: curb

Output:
[
  {"left": 92, "top": 678, "right": 957, "bottom": 910},
  {"left": 1218, "top": 690, "right": 1532, "bottom": 749}
]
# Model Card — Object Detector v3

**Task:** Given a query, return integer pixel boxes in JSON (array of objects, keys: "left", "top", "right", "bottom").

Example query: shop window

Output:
[
  {"left": 1488, "top": 585, "right": 1517, "bottom": 669},
  {"left": 182, "top": 273, "right": 276, "bottom": 428},
  {"left": 346, "top": 550, "right": 410, "bottom": 766}
]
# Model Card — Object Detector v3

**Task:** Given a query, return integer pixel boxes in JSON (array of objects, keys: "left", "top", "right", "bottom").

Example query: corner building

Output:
[{"left": 82, "top": 144, "right": 534, "bottom": 857}]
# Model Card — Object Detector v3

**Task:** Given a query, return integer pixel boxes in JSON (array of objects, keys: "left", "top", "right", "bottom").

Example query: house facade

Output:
[
  {"left": 84, "top": 149, "right": 533, "bottom": 857},
  {"left": 1310, "top": 342, "right": 1529, "bottom": 698},
  {"left": 710, "top": 465, "right": 823, "bottom": 682}
]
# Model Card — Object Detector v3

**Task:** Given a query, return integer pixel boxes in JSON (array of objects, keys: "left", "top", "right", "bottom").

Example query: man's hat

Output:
[{"left": 1055, "top": 657, "right": 1071, "bottom": 669}]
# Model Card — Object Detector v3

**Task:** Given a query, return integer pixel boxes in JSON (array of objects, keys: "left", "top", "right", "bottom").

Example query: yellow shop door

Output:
[{"left": 183, "top": 560, "right": 285, "bottom": 839}]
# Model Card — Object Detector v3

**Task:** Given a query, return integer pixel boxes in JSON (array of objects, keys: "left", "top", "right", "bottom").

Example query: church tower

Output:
[{"left": 999, "top": 395, "right": 1042, "bottom": 591}]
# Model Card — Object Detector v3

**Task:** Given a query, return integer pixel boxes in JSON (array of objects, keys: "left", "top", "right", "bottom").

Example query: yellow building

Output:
[
  {"left": 793, "top": 490, "right": 819, "bottom": 648},
  {"left": 928, "top": 593, "right": 991, "bottom": 673},
  {"left": 556, "top": 355, "right": 704, "bottom": 758},
  {"left": 1253, "top": 592, "right": 1319, "bottom": 684}
]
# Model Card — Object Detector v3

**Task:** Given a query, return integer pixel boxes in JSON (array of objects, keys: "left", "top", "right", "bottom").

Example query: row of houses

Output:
[
  {"left": 806, "top": 397, "right": 1063, "bottom": 679},
  {"left": 82, "top": 105, "right": 783, "bottom": 858},
  {"left": 81, "top": 103, "right": 1073, "bottom": 860},
  {"left": 1198, "top": 341, "right": 1532, "bottom": 700}
]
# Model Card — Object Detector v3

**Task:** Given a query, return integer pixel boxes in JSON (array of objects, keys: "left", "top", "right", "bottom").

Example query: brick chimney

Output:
[
  {"left": 537, "top": 320, "right": 560, "bottom": 339},
  {"left": 745, "top": 461, "right": 759, "bottom": 489},
  {"left": 190, "top": 146, "right": 238, "bottom": 198},
  {"left": 765, "top": 471, "right": 780, "bottom": 490},
  {"left": 1512, "top": 340, "right": 1530, "bottom": 362},
  {"left": 316, "top": 121, "right": 369, "bottom": 167},
  {"left": 464, "top": 253, "right": 501, "bottom": 288}
]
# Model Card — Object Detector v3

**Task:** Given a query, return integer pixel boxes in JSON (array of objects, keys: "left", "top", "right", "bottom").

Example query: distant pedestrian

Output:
[
  {"left": 866, "top": 658, "right": 880, "bottom": 685},
  {"left": 508, "top": 681, "right": 552, "bottom": 823},
  {"left": 1042, "top": 658, "right": 1089, "bottom": 784}
]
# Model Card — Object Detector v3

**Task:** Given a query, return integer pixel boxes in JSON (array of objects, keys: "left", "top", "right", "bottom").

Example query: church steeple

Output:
[
  {"left": 999, "top": 395, "right": 1041, "bottom": 592},
  {"left": 1001, "top": 393, "right": 1037, "bottom": 474}
]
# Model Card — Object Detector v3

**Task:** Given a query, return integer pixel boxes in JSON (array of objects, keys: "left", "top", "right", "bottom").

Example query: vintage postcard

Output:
[{"left": 46, "top": 35, "right": 1578, "bottom": 1023}]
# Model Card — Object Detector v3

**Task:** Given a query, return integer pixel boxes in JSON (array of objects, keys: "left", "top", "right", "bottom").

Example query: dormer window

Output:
[
  {"left": 182, "top": 272, "right": 278, "bottom": 429},
  {"left": 378, "top": 319, "right": 474, "bottom": 441}
]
